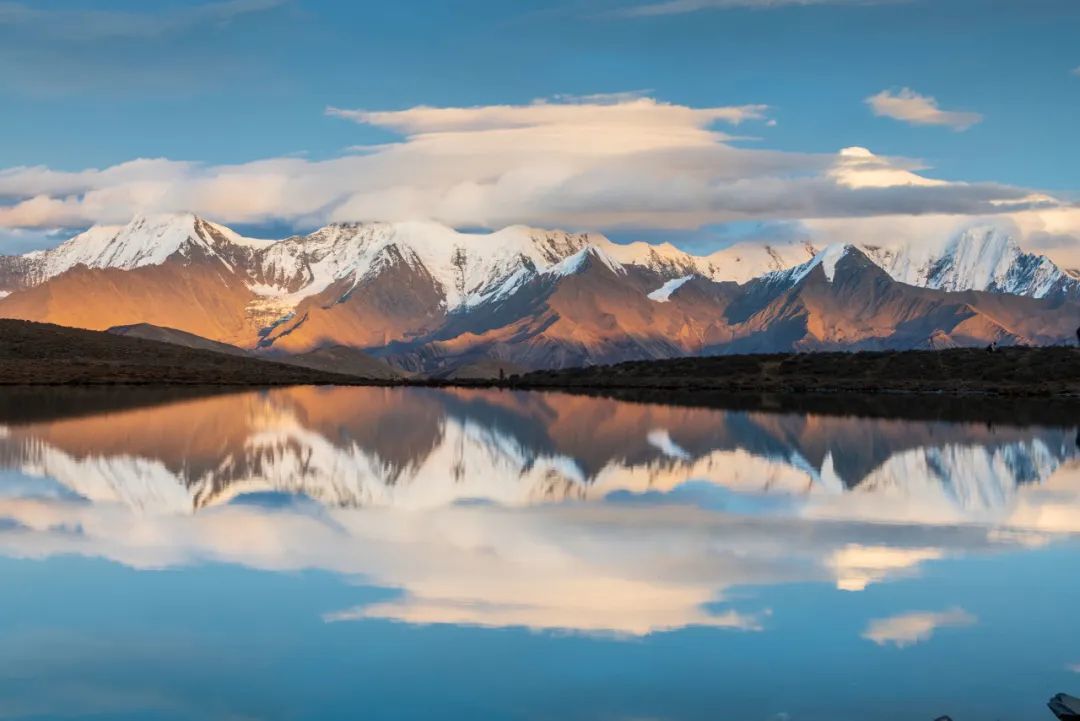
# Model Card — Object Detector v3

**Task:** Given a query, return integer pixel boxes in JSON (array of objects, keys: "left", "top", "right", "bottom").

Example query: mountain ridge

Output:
[{"left": 1, "top": 213, "right": 1078, "bottom": 374}]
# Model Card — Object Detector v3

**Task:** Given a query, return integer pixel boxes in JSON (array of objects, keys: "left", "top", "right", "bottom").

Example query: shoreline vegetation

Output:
[
  {"left": 3, "top": 319, "right": 1079, "bottom": 400},
  {"left": 479, "top": 346, "right": 1080, "bottom": 398}
]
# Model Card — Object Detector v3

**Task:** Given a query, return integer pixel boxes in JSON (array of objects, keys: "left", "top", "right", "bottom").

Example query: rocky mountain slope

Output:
[{"left": 0, "top": 213, "right": 1077, "bottom": 373}]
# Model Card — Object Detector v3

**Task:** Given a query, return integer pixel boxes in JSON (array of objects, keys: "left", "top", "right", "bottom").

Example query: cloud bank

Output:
[{"left": 0, "top": 95, "right": 1062, "bottom": 247}]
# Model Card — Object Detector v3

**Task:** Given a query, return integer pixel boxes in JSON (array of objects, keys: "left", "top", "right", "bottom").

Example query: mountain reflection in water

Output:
[
  {"left": 1, "top": 386, "right": 1077, "bottom": 518},
  {"left": 1, "top": 386, "right": 1078, "bottom": 633},
  {"left": 0, "top": 386, "right": 1079, "bottom": 721}
]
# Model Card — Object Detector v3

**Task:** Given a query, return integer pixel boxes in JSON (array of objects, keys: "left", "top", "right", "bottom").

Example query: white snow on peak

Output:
[
  {"left": 47, "top": 213, "right": 203, "bottom": 274},
  {"left": 703, "top": 237, "right": 821, "bottom": 284},
  {"left": 599, "top": 238, "right": 709, "bottom": 276},
  {"left": 647, "top": 275, "right": 693, "bottom": 302},
  {"left": 545, "top": 245, "right": 626, "bottom": 278},
  {"left": 860, "top": 225, "right": 1073, "bottom": 298},
  {"left": 769, "top": 244, "right": 854, "bottom": 287},
  {"left": 254, "top": 221, "right": 599, "bottom": 310},
  {"left": 817, "top": 244, "right": 854, "bottom": 282},
  {"left": 939, "top": 226, "right": 1016, "bottom": 292},
  {"left": 23, "top": 212, "right": 270, "bottom": 284},
  {"left": 8, "top": 214, "right": 1075, "bottom": 328}
]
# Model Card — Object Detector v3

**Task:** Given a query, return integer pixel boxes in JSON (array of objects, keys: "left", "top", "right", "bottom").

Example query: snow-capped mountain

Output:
[
  {"left": 5, "top": 214, "right": 1072, "bottom": 303},
  {"left": 249, "top": 221, "right": 601, "bottom": 310},
  {"left": 753, "top": 243, "right": 857, "bottom": 289},
  {"left": 0, "top": 213, "right": 1077, "bottom": 372},
  {"left": 861, "top": 225, "right": 1080, "bottom": 301},
  {"left": 15, "top": 213, "right": 272, "bottom": 286}
]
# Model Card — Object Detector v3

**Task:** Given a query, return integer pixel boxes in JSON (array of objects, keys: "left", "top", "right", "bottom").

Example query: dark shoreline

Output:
[
  {"left": 4, "top": 321, "right": 1080, "bottom": 426},
  {"left": 3, "top": 381, "right": 1079, "bottom": 430},
  {"left": 428, "top": 346, "right": 1080, "bottom": 399}
]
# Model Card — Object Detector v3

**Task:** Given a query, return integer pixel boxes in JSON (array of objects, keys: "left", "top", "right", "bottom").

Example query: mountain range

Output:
[{"left": 1, "top": 213, "right": 1077, "bottom": 375}]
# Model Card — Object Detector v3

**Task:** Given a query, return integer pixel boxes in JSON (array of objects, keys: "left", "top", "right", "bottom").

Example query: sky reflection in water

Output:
[{"left": 0, "top": 386, "right": 1078, "bottom": 721}]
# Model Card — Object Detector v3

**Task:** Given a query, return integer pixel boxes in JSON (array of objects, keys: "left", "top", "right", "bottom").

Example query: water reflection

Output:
[
  {"left": 1, "top": 386, "right": 1077, "bottom": 522},
  {"left": 0, "top": 386, "right": 1077, "bottom": 640},
  {"left": 3, "top": 387, "right": 1080, "bottom": 720}
]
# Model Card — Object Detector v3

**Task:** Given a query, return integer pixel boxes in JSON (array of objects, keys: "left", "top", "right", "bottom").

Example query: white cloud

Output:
[
  {"left": 866, "top": 88, "right": 983, "bottom": 131},
  {"left": 862, "top": 608, "right": 976, "bottom": 647},
  {"left": 620, "top": 0, "right": 897, "bottom": 17},
  {"left": 829, "top": 146, "right": 945, "bottom": 189},
  {"left": 328, "top": 96, "right": 770, "bottom": 134},
  {"left": 0, "top": 96, "right": 1061, "bottom": 252},
  {"left": 1072, "top": 66, "right": 1080, "bottom": 77}
]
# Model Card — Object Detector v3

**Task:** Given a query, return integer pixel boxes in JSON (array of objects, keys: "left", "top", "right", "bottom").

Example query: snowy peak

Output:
[
  {"left": 250, "top": 221, "right": 602, "bottom": 312},
  {"left": 704, "top": 237, "right": 821, "bottom": 285},
  {"left": 861, "top": 225, "right": 1078, "bottom": 300},
  {"left": 54, "top": 213, "right": 205, "bottom": 272},
  {"left": 759, "top": 244, "right": 862, "bottom": 290},
  {"left": 23, "top": 212, "right": 269, "bottom": 284},
  {"left": 600, "top": 239, "right": 707, "bottom": 278},
  {"left": 4, "top": 214, "right": 1077, "bottom": 344},
  {"left": 545, "top": 244, "right": 626, "bottom": 278},
  {"left": 10, "top": 215, "right": 1076, "bottom": 304}
]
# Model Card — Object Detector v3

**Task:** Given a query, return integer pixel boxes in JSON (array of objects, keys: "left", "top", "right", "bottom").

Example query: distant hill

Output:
[
  {"left": 108, "top": 322, "right": 400, "bottom": 380},
  {"left": 108, "top": 322, "right": 252, "bottom": 356},
  {"left": 277, "top": 344, "right": 402, "bottom": 380},
  {"left": 0, "top": 320, "right": 377, "bottom": 385}
]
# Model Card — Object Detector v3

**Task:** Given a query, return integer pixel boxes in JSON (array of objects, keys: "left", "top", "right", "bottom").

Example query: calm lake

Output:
[{"left": 0, "top": 386, "right": 1078, "bottom": 721}]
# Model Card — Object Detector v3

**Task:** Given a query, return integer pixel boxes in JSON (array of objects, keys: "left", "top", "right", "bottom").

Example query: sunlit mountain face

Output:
[
  {"left": 1, "top": 387, "right": 1079, "bottom": 720},
  {"left": 2, "top": 216, "right": 1078, "bottom": 374}
]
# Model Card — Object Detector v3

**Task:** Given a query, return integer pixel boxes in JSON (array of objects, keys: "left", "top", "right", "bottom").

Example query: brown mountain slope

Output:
[
  {"left": 0, "top": 253, "right": 261, "bottom": 348},
  {"left": 260, "top": 246, "right": 447, "bottom": 354},
  {"left": 0, "top": 320, "right": 371, "bottom": 385},
  {"left": 382, "top": 247, "right": 1080, "bottom": 371},
  {"left": 279, "top": 345, "right": 402, "bottom": 380},
  {"left": 382, "top": 250, "right": 741, "bottom": 372},
  {"left": 108, "top": 323, "right": 251, "bottom": 356},
  {"left": 3, "top": 239, "right": 1077, "bottom": 376},
  {"left": 695, "top": 248, "right": 1080, "bottom": 354},
  {"left": 107, "top": 322, "right": 400, "bottom": 380}
]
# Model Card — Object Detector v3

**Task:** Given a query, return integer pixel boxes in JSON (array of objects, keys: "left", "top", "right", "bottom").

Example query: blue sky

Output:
[{"left": 1, "top": 0, "right": 1079, "bottom": 256}]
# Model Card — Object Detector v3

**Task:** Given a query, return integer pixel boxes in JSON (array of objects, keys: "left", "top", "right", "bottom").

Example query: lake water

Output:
[{"left": 0, "top": 386, "right": 1078, "bottom": 721}]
